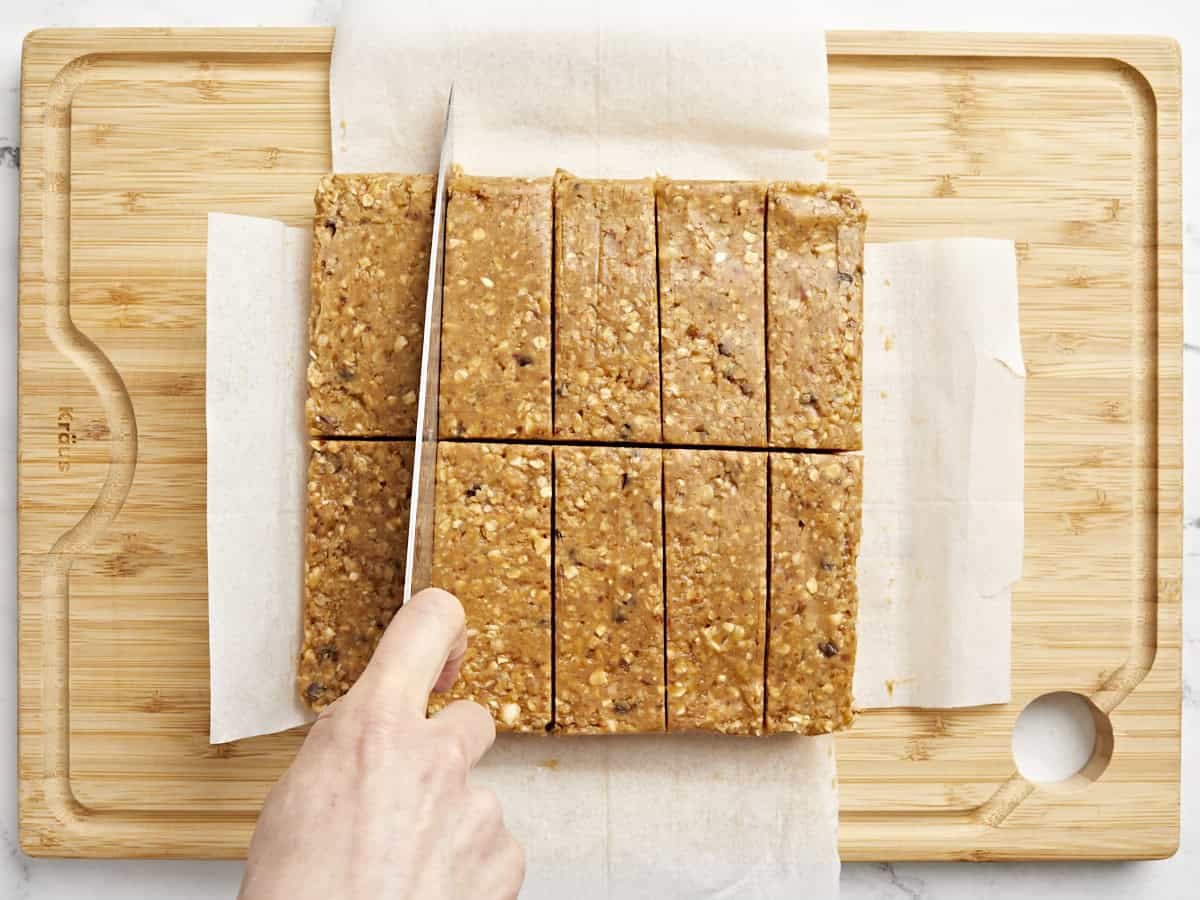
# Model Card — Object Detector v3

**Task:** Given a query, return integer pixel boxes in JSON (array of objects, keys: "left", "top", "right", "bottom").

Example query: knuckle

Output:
[
  {"left": 452, "top": 699, "right": 495, "bottom": 737},
  {"left": 440, "top": 733, "right": 471, "bottom": 772},
  {"left": 418, "top": 731, "right": 469, "bottom": 781},
  {"left": 473, "top": 785, "right": 503, "bottom": 824},
  {"left": 346, "top": 708, "right": 405, "bottom": 764}
]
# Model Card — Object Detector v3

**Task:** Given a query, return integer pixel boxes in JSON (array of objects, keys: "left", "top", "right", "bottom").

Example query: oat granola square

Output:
[
  {"left": 428, "top": 442, "right": 553, "bottom": 732},
  {"left": 307, "top": 174, "right": 434, "bottom": 437}
]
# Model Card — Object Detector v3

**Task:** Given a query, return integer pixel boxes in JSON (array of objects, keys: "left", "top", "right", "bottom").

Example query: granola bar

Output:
[
  {"left": 664, "top": 450, "right": 767, "bottom": 734},
  {"left": 307, "top": 174, "right": 434, "bottom": 437},
  {"left": 657, "top": 180, "right": 767, "bottom": 446},
  {"left": 428, "top": 443, "right": 553, "bottom": 732},
  {"left": 555, "top": 446, "right": 665, "bottom": 733},
  {"left": 298, "top": 439, "right": 413, "bottom": 709},
  {"left": 766, "top": 453, "right": 863, "bottom": 734},
  {"left": 553, "top": 173, "right": 661, "bottom": 442},
  {"left": 766, "top": 184, "right": 865, "bottom": 450},
  {"left": 439, "top": 175, "right": 553, "bottom": 439}
]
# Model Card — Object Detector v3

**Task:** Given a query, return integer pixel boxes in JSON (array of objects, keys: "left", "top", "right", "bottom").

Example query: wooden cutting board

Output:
[{"left": 17, "top": 28, "right": 1182, "bottom": 861}]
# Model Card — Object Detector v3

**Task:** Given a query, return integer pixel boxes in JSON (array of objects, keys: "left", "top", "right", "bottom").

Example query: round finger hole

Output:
[{"left": 1011, "top": 691, "right": 1114, "bottom": 788}]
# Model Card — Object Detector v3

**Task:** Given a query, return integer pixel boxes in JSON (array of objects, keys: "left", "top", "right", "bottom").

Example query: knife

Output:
[{"left": 402, "top": 87, "right": 455, "bottom": 601}]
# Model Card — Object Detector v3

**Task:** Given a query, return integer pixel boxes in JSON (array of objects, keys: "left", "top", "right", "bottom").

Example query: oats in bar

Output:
[
  {"left": 298, "top": 439, "right": 413, "bottom": 709},
  {"left": 766, "top": 184, "right": 865, "bottom": 450},
  {"left": 766, "top": 453, "right": 863, "bottom": 734},
  {"left": 657, "top": 180, "right": 767, "bottom": 447},
  {"left": 555, "top": 446, "right": 665, "bottom": 734},
  {"left": 307, "top": 174, "right": 434, "bottom": 437},
  {"left": 439, "top": 175, "right": 553, "bottom": 439},
  {"left": 553, "top": 172, "right": 661, "bottom": 442},
  {"left": 665, "top": 449, "right": 767, "bottom": 734}
]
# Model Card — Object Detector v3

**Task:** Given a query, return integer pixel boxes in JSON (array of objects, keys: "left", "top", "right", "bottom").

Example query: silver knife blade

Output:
[{"left": 403, "top": 87, "right": 455, "bottom": 602}]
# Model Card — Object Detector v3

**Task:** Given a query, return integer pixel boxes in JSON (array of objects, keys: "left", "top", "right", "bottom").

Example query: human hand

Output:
[{"left": 239, "top": 588, "right": 524, "bottom": 900}]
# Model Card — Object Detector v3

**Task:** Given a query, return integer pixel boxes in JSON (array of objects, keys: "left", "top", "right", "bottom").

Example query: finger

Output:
[
  {"left": 502, "top": 835, "right": 527, "bottom": 899},
  {"left": 430, "top": 699, "right": 496, "bottom": 767},
  {"left": 482, "top": 833, "right": 525, "bottom": 900},
  {"left": 432, "top": 623, "right": 468, "bottom": 693},
  {"left": 353, "top": 587, "right": 466, "bottom": 714}
]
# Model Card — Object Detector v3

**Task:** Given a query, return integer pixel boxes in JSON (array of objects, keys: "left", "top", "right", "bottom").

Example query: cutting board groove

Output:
[{"left": 18, "top": 28, "right": 1182, "bottom": 860}]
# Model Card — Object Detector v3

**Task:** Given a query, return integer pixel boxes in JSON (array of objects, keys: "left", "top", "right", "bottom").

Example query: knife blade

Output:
[{"left": 402, "top": 87, "right": 455, "bottom": 601}]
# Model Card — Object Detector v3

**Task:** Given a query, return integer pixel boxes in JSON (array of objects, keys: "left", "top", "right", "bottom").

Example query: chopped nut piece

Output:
[
  {"left": 766, "top": 453, "right": 863, "bottom": 734},
  {"left": 307, "top": 174, "right": 434, "bottom": 437},
  {"left": 439, "top": 175, "right": 553, "bottom": 439},
  {"left": 657, "top": 180, "right": 767, "bottom": 446},
  {"left": 766, "top": 183, "right": 866, "bottom": 449},
  {"left": 428, "top": 443, "right": 553, "bottom": 732},
  {"left": 313, "top": 172, "right": 434, "bottom": 226},
  {"left": 555, "top": 446, "right": 665, "bottom": 734},
  {"left": 298, "top": 440, "right": 414, "bottom": 709},
  {"left": 554, "top": 172, "right": 661, "bottom": 441},
  {"left": 665, "top": 450, "right": 767, "bottom": 734}
]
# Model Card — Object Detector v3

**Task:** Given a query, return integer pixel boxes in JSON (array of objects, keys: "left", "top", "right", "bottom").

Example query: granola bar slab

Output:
[
  {"left": 428, "top": 443, "right": 553, "bottom": 732},
  {"left": 439, "top": 175, "right": 553, "bottom": 439},
  {"left": 555, "top": 446, "right": 665, "bottom": 733},
  {"left": 298, "top": 439, "right": 413, "bottom": 709},
  {"left": 664, "top": 450, "right": 767, "bottom": 734},
  {"left": 554, "top": 173, "right": 661, "bottom": 442},
  {"left": 766, "top": 184, "right": 866, "bottom": 450},
  {"left": 307, "top": 174, "right": 434, "bottom": 437},
  {"left": 766, "top": 453, "right": 863, "bottom": 734},
  {"left": 657, "top": 180, "right": 767, "bottom": 446}
]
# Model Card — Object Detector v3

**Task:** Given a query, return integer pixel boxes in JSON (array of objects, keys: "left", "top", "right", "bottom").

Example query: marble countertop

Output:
[{"left": 1, "top": 1, "right": 1194, "bottom": 897}]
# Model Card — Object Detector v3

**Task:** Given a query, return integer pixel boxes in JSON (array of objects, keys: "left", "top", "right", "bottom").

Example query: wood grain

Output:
[{"left": 17, "top": 28, "right": 1182, "bottom": 860}]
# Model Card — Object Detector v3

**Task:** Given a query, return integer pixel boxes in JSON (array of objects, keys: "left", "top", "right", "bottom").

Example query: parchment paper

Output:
[
  {"left": 852, "top": 239, "right": 1025, "bottom": 709},
  {"left": 330, "top": 0, "right": 828, "bottom": 182},
  {"left": 205, "top": 3, "right": 842, "bottom": 892},
  {"left": 480, "top": 733, "right": 840, "bottom": 899},
  {"left": 206, "top": 213, "right": 315, "bottom": 744},
  {"left": 205, "top": 4, "right": 1024, "bottom": 892}
]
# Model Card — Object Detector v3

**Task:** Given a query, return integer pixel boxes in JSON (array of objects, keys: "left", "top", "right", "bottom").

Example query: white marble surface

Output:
[{"left": 0, "top": 1, "right": 1194, "bottom": 897}]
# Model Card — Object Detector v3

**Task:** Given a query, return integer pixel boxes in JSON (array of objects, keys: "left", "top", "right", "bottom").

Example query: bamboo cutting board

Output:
[{"left": 17, "top": 28, "right": 1182, "bottom": 860}]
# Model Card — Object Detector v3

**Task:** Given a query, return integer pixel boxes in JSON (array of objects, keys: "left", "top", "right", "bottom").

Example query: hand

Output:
[{"left": 239, "top": 588, "right": 525, "bottom": 900}]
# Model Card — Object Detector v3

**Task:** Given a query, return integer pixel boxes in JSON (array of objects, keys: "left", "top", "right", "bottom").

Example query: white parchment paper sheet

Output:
[
  {"left": 205, "top": 5, "right": 1023, "bottom": 892},
  {"left": 480, "top": 733, "right": 840, "bottom": 899},
  {"left": 206, "top": 3, "right": 842, "bottom": 892},
  {"left": 330, "top": 0, "right": 828, "bottom": 182},
  {"left": 852, "top": 239, "right": 1025, "bottom": 709},
  {"left": 206, "top": 214, "right": 315, "bottom": 744}
]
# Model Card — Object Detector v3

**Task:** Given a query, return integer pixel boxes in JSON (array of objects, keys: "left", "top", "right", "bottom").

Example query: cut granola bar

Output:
[
  {"left": 307, "top": 174, "right": 434, "bottom": 437},
  {"left": 553, "top": 173, "right": 661, "bottom": 442},
  {"left": 766, "top": 453, "right": 863, "bottom": 734},
  {"left": 665, "top": 449, "right": 767, "bottom": 734},
  {"left": 298, "top": 439, "right": 413, "bottom": 709},
  {"left": 766, "top": 184, "right": 865, "bottom": 450},
  {"left": 428, "top": 442, "right": 553, "bottom": 732},
  {"left": 439, "top": 175, "right": 553, "bottom": 439},
  {"left": 554, "top": 446, "right": 665, "bottom": 733},
  {"left": 657, "top": 180, "right": 767, "bottom": 446}
]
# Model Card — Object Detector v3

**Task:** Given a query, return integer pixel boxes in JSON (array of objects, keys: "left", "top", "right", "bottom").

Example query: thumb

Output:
[{"left": 349, "top": 587, "right": 467, "bottom": 714}]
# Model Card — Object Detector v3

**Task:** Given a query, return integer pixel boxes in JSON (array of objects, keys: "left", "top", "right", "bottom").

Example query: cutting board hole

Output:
[{"left": 1011, "top": 692, "right": 1113, "bottom": 789}]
